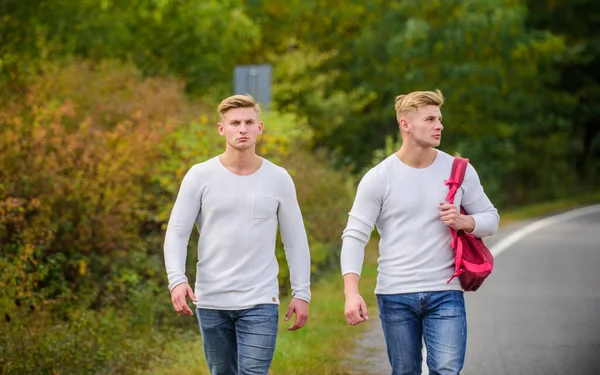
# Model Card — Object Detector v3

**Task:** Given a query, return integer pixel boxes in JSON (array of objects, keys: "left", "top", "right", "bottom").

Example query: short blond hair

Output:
[
  {"left": 394, "top": 89, "right": 444, "bottom": 118},
  {"left": 218, "top": 94, "right": 260, "bottom": 121}
]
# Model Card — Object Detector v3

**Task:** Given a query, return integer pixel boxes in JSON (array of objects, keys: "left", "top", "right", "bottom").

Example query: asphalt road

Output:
[{"left": 347, "top": 206, "right": 600, "bottom": 375}]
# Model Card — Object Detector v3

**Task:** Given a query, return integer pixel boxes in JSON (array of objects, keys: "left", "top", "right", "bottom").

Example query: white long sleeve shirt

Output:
[
  {"left": 341, "top": 150, "right": 499, "bottom": 294},
  {"left": 164, "top": 157, "right": 311, "bottom": 309}
]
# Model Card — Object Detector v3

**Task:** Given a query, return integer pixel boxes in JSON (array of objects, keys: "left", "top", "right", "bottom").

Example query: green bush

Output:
[
  {"left": 0, "top": 60, "right": 353, "bottom": 373},
  {"left": 0, "top": 284, "right": 196, "bottom": 375}
]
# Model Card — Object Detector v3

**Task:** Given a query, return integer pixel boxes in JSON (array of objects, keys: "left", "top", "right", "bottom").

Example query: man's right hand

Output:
[
  {"left": 171, "top": 283, "right": 198, "bottom": 316},
  {"left": 344, "top": 292, "right": 369, "bottom": 326}
]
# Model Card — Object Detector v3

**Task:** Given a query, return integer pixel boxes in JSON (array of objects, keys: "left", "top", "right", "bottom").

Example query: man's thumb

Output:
[
  {"left": 284, "top": 306, "right": 293, "bottom": 321},
  {"left": 187, "top": 286, "right": 198, "bottom": 302}
]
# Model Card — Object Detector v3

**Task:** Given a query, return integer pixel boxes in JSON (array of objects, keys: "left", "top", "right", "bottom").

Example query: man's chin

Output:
[
  {"left": 417, "top": 141, "right": 440, "bottom": 148},
  {"left": 229, "top": 143, "right": 254, "bottom": 151}
]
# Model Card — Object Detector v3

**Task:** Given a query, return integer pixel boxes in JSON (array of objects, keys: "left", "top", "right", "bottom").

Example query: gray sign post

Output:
[{"left": 234, "top": 64, "right": 272, "bottom": 110}]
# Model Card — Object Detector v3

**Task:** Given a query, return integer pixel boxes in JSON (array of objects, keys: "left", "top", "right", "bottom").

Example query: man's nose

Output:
[
  {"left": 435, "top": 121, "right": 443, "bottom": 130},
  {"left": 239, "top": 124, "right": 248, "bottom": 133}
]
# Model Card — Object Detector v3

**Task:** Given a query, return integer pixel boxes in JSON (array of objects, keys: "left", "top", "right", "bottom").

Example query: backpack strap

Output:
[
  {"left": 445, "top": 156, "right": 470, "bottom": 285},
  {"left": 444, "top": 157, "right": 469, "bottom": 204}
]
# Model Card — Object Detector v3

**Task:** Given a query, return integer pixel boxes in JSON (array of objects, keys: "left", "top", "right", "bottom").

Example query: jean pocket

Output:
[{"left": 252, "top": 194, "right": 278, "bottom": 219}]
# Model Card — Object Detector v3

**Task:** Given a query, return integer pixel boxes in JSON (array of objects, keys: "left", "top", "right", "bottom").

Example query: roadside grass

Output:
[
  {"left": 142, "top": 243, "right": 379, "bottom": 375},
  {"left": 144, "top": 192, "right": 600, "bottom": 374},
  {"left": 269, "top": 244, "right": 379, "bottom": 375},
  {"left": 499, "top": 191, "right": 600, "bottom": 226},
  {"left": 139, "top": 330, "right": 206, "bottom": 375}
]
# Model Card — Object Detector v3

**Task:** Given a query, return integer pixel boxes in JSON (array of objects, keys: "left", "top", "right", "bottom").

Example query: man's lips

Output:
[
  {"left": 238, "top": 137, "right": 249, "bottom": 141},
  {"left": 433, "top": 134, "right": 441, "bottom": 139}
]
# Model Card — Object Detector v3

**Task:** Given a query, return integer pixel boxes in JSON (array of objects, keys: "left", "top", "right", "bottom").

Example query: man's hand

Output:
[
  {"left": 285, "top": 298, "right": 309, "bottom": 331},
  {"left": 170, "top": 283, "right": 198, "bottom": 316},
  {"left": 344, "top": 292, "right": 369, "bottom": 326},
  {"left": 440, "top": 202, "right": 475, "bottom": 232}
]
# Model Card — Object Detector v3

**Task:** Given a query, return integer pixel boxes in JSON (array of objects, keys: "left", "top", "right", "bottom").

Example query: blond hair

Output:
[
  {"left": 218, "top": 94, "right": 260, "bottom": 121},
  {"left": 394, "top": 89, "right": 444, "bottom": 118}
]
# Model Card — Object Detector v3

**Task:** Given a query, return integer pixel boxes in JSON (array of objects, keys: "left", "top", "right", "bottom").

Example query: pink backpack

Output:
[{"left": 444, "top": 157, "right": 494, "bottom": 291}]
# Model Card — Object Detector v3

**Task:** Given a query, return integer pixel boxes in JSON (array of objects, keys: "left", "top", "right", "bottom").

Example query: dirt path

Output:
[{"left": 345, "top": 309, "right": 391, "bottom": 375}]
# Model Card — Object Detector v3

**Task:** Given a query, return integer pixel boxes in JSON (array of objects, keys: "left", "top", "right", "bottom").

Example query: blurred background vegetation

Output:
[{"left": 1, "top": 0, "right": 598, "bottom": 373}]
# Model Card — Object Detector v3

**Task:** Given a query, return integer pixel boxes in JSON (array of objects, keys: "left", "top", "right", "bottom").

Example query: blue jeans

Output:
[
  {"left": 195, "top": 304, "right": 278, "bottom": 375},
  {"left": 377, "top": 291, "right": 467, "bottom": 375}
]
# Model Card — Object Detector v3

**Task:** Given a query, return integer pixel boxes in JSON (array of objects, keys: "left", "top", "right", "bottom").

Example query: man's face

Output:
[
  {"left": 400, "top": 105, "right": 444, "bottom": 148},
  {"left": 218, "top": 107, "right": 263, "bottom": 151}
]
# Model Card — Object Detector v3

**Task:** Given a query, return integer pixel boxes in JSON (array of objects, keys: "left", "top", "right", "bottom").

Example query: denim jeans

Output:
[
  {"left": 377, "top": 291, "right": 467, "bottom": 375},
  {"left": 195, "top": 304, "right": 278, "bottom": 375}
]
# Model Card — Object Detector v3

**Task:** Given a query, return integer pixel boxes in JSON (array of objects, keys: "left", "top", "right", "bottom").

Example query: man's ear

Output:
[
  {"left": 399, "top": 118, "right": 409, "bottom": 132},
  {"left": 258, "top": 121, "right": 264, "bottom": 134},
  {"left": 217, "top": 123, "right": 224, "bottom": 135}
]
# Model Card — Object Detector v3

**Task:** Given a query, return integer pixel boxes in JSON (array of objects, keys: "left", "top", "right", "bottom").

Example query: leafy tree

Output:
[
  {"left": 0, "top": 0, "right": 259, "bottom": 95},
  {"left": 525, "top": 0, "right": 600, "bottom": 187},
  {"left": 247, "top": 0, "right": 577, "bottom": 206}
]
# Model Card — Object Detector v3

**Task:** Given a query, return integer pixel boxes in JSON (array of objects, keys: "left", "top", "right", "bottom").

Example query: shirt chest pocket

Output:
[
  {"left": 252, "top": 194, "right": 278, "bottom": 219},
  {"left": 435, "top": 185, "right": 463, "bottom": 208}
]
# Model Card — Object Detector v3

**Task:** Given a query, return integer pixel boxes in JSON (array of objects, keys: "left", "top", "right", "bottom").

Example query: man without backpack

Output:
[
  {"left": 164, "top": 94, "right": 311, "bottom": 375},
  {"left": 341, "top": 89, "right": 499, "bottom": 374}
]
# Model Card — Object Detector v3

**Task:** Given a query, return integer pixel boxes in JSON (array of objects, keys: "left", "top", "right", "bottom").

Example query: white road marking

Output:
[
  {"left": 421, "top": 203, "right": 600, "bottom": 373},
  {"left": 489, "top": 204, "right": 600, "bottom": 257}
]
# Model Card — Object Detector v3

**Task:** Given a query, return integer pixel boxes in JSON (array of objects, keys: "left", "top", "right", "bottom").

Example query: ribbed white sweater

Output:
[
  {"left": 164, "top": 157, "right": 311, "bottom": 309},
  {"left": 341, "top": 150, "right": 499, "bottom": 294}
]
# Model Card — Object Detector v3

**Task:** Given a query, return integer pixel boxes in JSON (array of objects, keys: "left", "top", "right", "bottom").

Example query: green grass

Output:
[
  {"left": 499, "top": 191, "right": 600, "bottom": 226},
  {"left": 138, "top": 330, "right": 206, "bottom": 375},
  {"left": 269, "top": 246, "right": 378, "bottom": 375},
  {"left": 142, "top": 245, "right": 379, "bottom": 375}
]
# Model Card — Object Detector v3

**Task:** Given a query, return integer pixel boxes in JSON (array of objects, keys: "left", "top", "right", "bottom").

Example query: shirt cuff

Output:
[
  {"left": 168, "top": 277, "right": 188, "bottom": 293},
  {"left": 292, "top": 291, "right": 311, "bottom": 304}
]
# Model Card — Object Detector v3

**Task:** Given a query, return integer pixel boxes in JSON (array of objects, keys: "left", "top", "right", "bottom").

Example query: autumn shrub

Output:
[
  {"left": 0, "top": 60, "right": 208, "bottom": 373},
  {"left": 0, "top": 59, "right": 353, "bottom": 373},
  {"left": 0, "top": 284, "right": 196, "bottom": 375},
  {"left": 2, "top": 64, "right": 179, "bottom": 303}
]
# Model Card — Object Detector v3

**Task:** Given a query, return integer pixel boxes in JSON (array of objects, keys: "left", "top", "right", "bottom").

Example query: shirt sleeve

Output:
[
  {"left": 340, "top": 168, "right": 384, "bottom": 276},
  {"left": 461, "top": 163, "right": 500, "bottom": 238},
  {"left": 164, "top": 166, "right": 203, "bottom": 292},
  {"left": 277, "top": 171, "right": 311, "bottom": 303}
]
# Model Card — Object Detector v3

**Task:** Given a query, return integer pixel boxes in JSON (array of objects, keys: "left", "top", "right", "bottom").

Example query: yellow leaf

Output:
[{"left": 78, "top": 259, "right": 87, "bottom": 276}]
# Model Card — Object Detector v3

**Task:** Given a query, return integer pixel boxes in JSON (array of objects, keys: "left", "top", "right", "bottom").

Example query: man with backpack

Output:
[{"left": 341, "top": 89, "right": 499, "bottom": 374}]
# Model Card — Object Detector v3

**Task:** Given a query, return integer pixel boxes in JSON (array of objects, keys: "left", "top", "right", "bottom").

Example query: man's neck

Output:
[
  {"left": 219, "top": 148, "right": 262, "bottom": 176},
  {"left": 395, "top": 144, "right": 437, "bottom": 169}
]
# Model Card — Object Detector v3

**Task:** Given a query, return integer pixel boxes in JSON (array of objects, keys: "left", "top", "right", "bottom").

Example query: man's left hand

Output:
[{"left": 285, "top": 298, "right": 309, "bottom": 331}]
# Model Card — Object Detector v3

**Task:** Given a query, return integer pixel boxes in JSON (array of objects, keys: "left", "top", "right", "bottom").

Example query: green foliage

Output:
[
  {"left": 0, "top": 59, "right": 353, "bottom": 372},
  {"left": 365, "top": 135, "right": 403, "bottom": 176},
  {"left": 268, "top": 46, "right": 376, "bottom": 154},
  {"left": 0, "top": 61, "right": 199, "bottom": 303},
  {"left": 337, "top": 0, "right": 567, "bottom": 171},
  {"left": 525, "top": 0, "right": 600, "bottom": 188},
  {"left": 0, "top": 283, "right": 194, "bottom": 375},
  {"left": 2, "top": 0, "right": 596, "bottom": 206},
  {"left": 0, "top": 0, "right": 259, "bottom": 95},
  {"left": 275, "top": 149, "right": 354, "bottom": 292},
  {"left": 1, "top": 0, "right": 599, "bottom": 372},
  {"left": 247, "top": 0, "right": 593, "bottom": 207}
]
